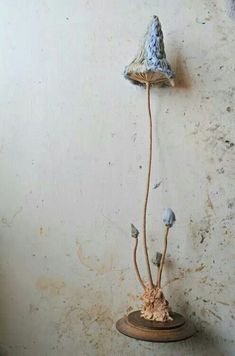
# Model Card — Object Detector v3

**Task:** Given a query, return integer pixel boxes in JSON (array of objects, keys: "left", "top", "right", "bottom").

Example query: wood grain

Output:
[{"left": 116, "top": 311, "right": 196, "bottom": 343}]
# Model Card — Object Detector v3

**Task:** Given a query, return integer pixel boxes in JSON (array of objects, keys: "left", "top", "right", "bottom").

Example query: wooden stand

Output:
[{"left": 116, "top": 311, "right": 196, "bottom": 342}]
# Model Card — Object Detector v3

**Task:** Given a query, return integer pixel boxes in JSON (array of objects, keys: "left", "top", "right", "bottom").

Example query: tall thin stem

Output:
[
  {"left": 142, "top": 82, "right": 154, "bottom": 288},
  {"left": 157, "top": 227, "right": 169, "bottom": 288},
  {"left": 133, "top": 238, "right": 145, "bottom": 290}
]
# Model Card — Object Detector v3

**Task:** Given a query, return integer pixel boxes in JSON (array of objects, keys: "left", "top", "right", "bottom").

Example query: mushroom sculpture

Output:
[{"left": 116, "top": 16, "right": 196, "bottom": 342}]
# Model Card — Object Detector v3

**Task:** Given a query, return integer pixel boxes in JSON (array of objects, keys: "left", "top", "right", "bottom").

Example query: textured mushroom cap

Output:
[
  {"left": 124, "top": 15, "right": 175, "bottom": 87},
  {"left": 163, "top": 208, "right": 176, "bottom": 227}
]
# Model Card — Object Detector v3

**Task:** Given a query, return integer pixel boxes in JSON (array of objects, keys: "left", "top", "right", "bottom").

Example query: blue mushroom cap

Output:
[
  {"left": 163, "top": 208, "right": 176, "bottom": 227},
  {"left": 124, "top": 15, "right": 175, "bottom": 86}
]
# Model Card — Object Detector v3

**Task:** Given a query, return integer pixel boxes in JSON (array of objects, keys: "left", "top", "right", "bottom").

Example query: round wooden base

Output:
[{"left": 116, "top": 311, "right": 196, "bottom": 343}]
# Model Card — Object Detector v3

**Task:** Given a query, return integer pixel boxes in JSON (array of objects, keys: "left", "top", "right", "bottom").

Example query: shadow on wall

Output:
[
  {"left": 178, "top": 324, "right": 225, "bottom": 355},
  {"left": 226, "top": 0, "right": 235, "bottom": 21},
  {"left": 159, "top": 275, "right": 227, "bottom": 354},
  {"left": 173, "top": 52, "right": 191, "bottom": 90},
  {"left": 0, "top": 344, "right": 8, "bottom": 356},
  {"left": 175, "top": 288, "right": 225, "bottom": 355}
]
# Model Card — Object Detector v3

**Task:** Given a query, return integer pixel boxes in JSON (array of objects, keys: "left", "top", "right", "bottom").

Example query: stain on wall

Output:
[{"left": 36, "top": 277, "right": 65, "bottom": 297}]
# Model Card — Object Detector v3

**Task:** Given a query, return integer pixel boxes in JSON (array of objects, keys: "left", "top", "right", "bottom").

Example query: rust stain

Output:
[
  {"left": 40, "top": 226, "right": 44, "bottom": 237},
  {"left": 189, "top": 216, "right": 211, "bottom": 246},
  {"left": 77, "top": 245, "right": 113, "bottom": 274},
  {"left": 163, "top": 277, "right": 181, "bottom": 287},
  {"left": 195, "top": 264, "right": 205, "bottom": 272},
  {"left": 200, "top": 276, "right": 208, "bottom": 284},
  {"left": 163, "top": 268, "right": 195, "bottom": 287},
  {"left": 58, "top": 303, "right": 115, "bottom": 341},
  {"left": 36, "top": 276, "right": 65, "bottom": 296},
  {"left": 207, "top": 195, "right": 214, "bottom": 211},
  {"left": 85, "top": 304, "right": 114, "bottom": 329}
]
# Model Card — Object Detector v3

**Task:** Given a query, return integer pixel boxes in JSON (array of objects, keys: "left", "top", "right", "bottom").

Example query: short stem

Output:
[
  {"left": 156, "top": 265, "right": 161, "bottom": 288},
  {"left": 133, "top": 238, "right": 145, "bottom": 290},
  {"left": 157, "top": 227, "right": 170, "bottom": 288}
]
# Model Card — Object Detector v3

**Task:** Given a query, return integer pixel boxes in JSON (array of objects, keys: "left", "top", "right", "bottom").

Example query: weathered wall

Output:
[{"left": 0, "top": 1, "right": 234, "bottom": 355}]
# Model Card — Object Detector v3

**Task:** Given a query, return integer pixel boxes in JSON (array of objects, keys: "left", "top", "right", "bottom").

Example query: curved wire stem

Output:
[
  {"left": 133, "top": 238, "right": 146, "bottom": 290},
  {"left": 142, "top": 82, "right": 154, "bottom": 289},
  {"left": 157, "top": 226, "right": 169, "bottom": 288}
]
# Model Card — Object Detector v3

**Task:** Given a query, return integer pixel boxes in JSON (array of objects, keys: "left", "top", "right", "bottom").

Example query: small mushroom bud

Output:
[
  {"left": 163, "top": 208, "right": 176, "bottom": 227},
  {"left": 131, "top": 224, "right": 139, "bottom": 239},
  {"left": 152, "top": 252, "right": 162, "bottom": 267}
]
